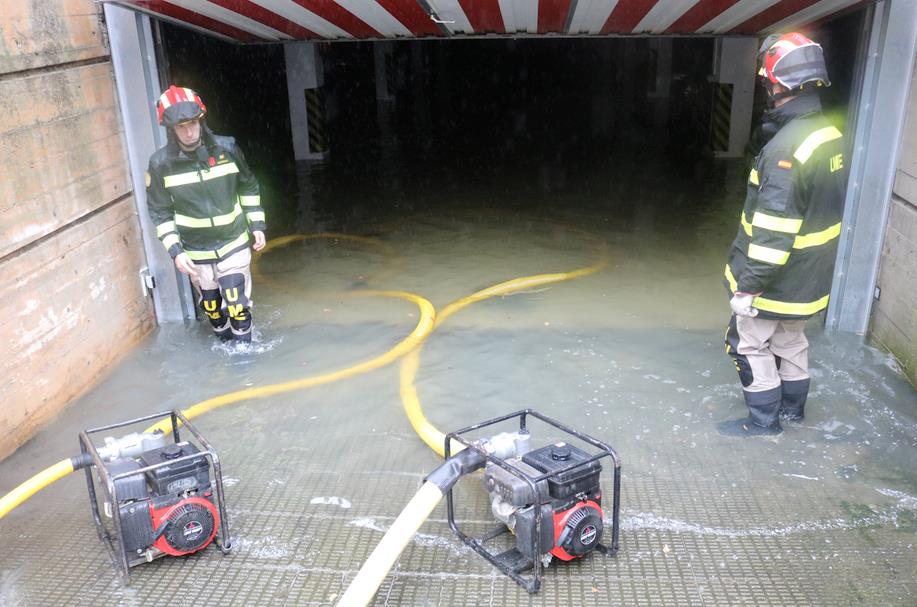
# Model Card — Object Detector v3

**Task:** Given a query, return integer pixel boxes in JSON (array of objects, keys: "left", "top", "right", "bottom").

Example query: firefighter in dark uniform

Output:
[
  {"left": 718, "top": 34, "right": 846, "bottom": 436},
  {"left": 146, "top": 86, "right": 267, "bottom": 342}
]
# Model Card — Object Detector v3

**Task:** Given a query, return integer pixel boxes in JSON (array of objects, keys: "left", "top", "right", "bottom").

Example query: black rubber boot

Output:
[
  {"left": 780, "top": 378, "right": 809, "bottom": 422},
  {"left": 717, "top": 386, "right": 783, "bottom": 437},
  {"left": 212, "top": 320, "right": 233, "bottom": 342}
]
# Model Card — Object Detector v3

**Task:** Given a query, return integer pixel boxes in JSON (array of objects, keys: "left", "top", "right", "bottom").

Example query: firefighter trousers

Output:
[
  {"left": 190, "top": 248, "right": 254, "bottom": 341},
  {"left": 725, "top": 314, "right": 809, "bottom": 393}
]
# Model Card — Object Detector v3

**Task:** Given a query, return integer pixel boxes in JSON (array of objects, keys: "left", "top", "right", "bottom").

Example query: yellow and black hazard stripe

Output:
[
  {"left": 305, "top": 87, "right": 328, "bottom": 154},
  {"left": 711, "top": 83, "right": 732, "bottom": 152}
]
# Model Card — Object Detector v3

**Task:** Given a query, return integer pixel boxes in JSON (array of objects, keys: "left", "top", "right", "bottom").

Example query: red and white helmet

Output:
[
  {"left": 156, "top": 85, "right": 207, "bottom": 128},
  {"left": 758, "top": 33, "right": 830, "bottom": 92}
]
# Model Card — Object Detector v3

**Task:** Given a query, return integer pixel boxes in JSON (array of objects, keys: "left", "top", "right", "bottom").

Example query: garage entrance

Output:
[
  {"left": 155, "top": 15, "right": 861, "bottom": 241},
  {"left": 2, "top": 2, "right": 915, "bottom": 605}
]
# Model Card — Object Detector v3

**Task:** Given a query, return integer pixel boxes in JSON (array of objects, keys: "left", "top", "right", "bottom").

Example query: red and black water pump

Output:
[
  {"left": 443, "top": 409, "right": 620, "bottom": 593},
  {"left": 77, "top": 410, "right": 231, "bottom": 582}
]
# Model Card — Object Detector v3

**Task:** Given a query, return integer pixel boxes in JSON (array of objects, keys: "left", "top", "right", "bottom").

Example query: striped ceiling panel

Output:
[{"left": 113, "top": 0, "right": 872, "bottom": 43}]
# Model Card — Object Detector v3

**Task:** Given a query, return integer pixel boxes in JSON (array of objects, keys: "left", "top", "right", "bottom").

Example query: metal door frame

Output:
[
  {"left": 827, "top": 0, "right": 917, "bottom": 334},
  {"left": 104, "top": 4, "right": 197, "bottom": 322}
]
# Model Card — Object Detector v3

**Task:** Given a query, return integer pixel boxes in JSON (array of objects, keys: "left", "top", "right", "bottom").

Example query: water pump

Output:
[
  {"left": 78, "top": 410, "right": 231, "bottom": 582},
  {"left": 485, "top": 440, "right": 605, "bottom": 562},
  {"left": 444, "top": 409, "right": 620, "bottom": 593}
]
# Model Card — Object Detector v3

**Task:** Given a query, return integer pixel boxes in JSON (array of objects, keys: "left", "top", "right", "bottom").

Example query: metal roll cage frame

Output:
[
  {"left": 79, "top": 410, "right": 231, "bottom": 584},
  {"left": 444, "top": 408, "right": 621, "bottom": 593}
]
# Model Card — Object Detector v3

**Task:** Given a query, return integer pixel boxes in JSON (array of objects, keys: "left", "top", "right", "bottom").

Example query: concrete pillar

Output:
[
  {"left": 648, "top": 38, "right": 673, "bottom": 138},
  {"left": 284, "top": 42, "right": 328, "bottom": 161},
  {"left": 373, "top": 41, "right": 396, "bottom": 153},
  {"left": 374, "top": 41, "right": 395, "bottom": 104},
  {"left": 410, "top": 42, "right": 432, "bottom": 152},
  {"left": 711, "top": 37, "right": 757, "bottom": 158},
  {"left": 589, "top": 45, "right": 613, "bottom": 142},
  {"left": 616, "top": 38, "right": 639, "bottom": 146}
]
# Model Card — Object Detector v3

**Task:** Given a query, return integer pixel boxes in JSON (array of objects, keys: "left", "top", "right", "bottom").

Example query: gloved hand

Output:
[{"left": 730, "top": 292, "right": 758, "bottom": 317}]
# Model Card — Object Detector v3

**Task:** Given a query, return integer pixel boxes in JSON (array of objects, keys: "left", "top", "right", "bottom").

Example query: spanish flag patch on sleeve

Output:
[{"left": 777, "top": 159, "right": 793, "bottom": 169}]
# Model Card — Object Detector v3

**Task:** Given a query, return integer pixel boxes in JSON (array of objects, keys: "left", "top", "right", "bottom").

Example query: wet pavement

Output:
[{"left": 0, "top": 155, "right": 915, "bottom": 606}]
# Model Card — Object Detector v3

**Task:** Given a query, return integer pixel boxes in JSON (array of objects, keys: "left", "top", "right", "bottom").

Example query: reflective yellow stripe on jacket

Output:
[
  {"left": 751, "top": 212, "right": 802, "bottom": 234},
  {"left": 162, "top": 233, "right": 181, "bottom": 249},
  {"left": 793, "top": 126, "right": 842, "bottom": 164},
  {"left": 748, "top": 243, "right": 790, "bottom": 265},
  {"left": 794, "top": 223, "right": 841, "bottom": 249},
  {"left": 741, "top": 212, "right": 752, "bottom": 236},
  {"left": 174, "top": 202, "right": 242, "bottom": 229},
  {"left": 740, "top": 212, "right": 841, "bottom": 250},
  {"left": 724, "top": 265, "right": 829, "bottom": 316},
  {"left": 156, "top": 220, "right": 177, "bottom": 238},
  {"left": 163, "top": 162, "right": 240, "bottom": 188},
  {"left": 185, "top": 232, "right": 250, "bottom": 261}
]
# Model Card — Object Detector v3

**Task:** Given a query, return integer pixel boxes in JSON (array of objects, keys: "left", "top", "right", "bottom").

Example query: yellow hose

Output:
[
  {"left": 0, "top": 459, "right": 75, "bottom": 520},
  {"left": 336, "top": 481, "right": 443, "bottom": 607},
  {"left": 145, "top": 289, "right": 435, "bottom": 434},
  {"left": 401, "top": 244, "right": 609, "bottom": 456}
]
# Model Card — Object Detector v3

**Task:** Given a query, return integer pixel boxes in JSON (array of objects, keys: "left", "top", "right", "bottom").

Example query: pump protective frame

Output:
[
  {"left": 79, "top": 410, "right": 232, "bottom": 584},
  {"left": 444, "top": 408, "right": 621, "bottom": 593}
]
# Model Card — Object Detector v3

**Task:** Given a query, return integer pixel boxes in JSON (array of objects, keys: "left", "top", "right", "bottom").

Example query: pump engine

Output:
[
  {"left": 107, "top": 441, "right": 219, "bottom": 556},
  {"left": 79, "top": 411, "right": 231, "bottom": 582},
  {"left": 484, "top": 441, "right": 604, "bottom": 564},
  {"left": 443, "top": 409, "right": 620, "bottom": 593}
]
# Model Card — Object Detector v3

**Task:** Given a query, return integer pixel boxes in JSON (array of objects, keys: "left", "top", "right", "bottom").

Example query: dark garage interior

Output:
[{"left": 158, "top": 10, "right": 864, "bottom": 237}]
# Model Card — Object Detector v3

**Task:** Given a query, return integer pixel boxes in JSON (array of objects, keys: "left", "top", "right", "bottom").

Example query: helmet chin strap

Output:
[
  {"left": 763, "top": 80, "right": 798, "bottom": 107},
  {"left": 178, "top": 138, "right": 202, "bottom": 152}
]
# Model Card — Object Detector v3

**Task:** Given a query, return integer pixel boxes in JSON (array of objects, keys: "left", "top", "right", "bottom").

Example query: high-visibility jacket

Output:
[
  {"left": 724, "top": 93, "right": 846, "bottom": 320},
  {"left": 146, "top": 135, "right": 265, "bottom": 263}
]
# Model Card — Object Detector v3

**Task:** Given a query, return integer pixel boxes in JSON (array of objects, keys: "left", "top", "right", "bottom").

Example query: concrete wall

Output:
[
  {"left": 870, "top": 56, "right": 917, "bottom": 386},
  {"left": 0, "top": 0, "right": 155, "bottom": 459}
]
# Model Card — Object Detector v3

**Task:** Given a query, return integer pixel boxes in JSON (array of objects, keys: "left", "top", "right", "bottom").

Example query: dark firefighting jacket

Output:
[
  {"left": 146, "top": 134, "right": 265, "bottom": 263},
  {"left": 725, "top": 93, "right": 846, "bottom": 320}
]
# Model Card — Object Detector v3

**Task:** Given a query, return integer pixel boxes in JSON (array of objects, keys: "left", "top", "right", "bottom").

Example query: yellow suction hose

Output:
[
  {"left": 401, "top": 244, "right": 609, "bottom": 456},
  {"left": 144, "top": 289, "right": 434, "bottom": 434},
  {"left": 0, "top": 458, "right": 76, "bottom": 520}
]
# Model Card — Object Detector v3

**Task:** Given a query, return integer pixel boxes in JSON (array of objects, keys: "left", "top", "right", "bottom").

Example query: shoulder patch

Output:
[
  {"left": 777, "top": 159, "right": 793, "bottom": 170},
  {"left": 145, "top": 171, "right": 152, "bottom": 187}
]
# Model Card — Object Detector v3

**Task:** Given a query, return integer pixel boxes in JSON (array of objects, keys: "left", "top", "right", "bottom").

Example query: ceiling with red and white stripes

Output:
[{"left": 114, "top": 0, "right": 870, "bottom": 43}]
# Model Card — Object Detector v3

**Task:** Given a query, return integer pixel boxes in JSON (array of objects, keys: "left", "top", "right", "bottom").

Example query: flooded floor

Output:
[{"left": 1, "top": 154, "right": 915, "bottom": 606}]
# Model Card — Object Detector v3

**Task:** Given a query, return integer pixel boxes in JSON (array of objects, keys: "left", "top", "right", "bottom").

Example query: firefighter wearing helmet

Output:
[
  {"left": 718, "top": 33, "right": 846, "bottom": 436},
  {"left": 146, "top": 85, "right": 267, "bottom": 343}
]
